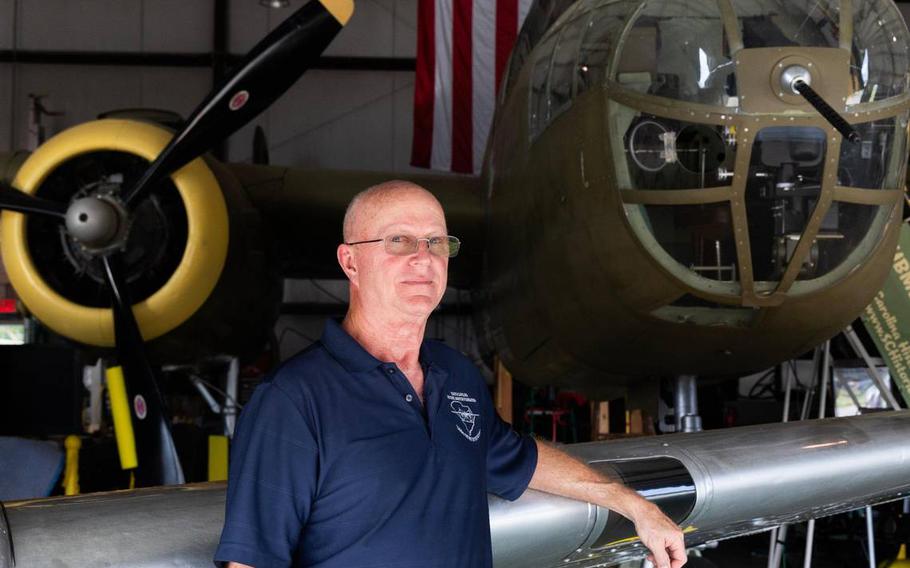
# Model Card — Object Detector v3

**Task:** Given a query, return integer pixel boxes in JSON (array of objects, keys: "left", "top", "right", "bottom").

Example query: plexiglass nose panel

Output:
[
  {"left": 732, "top": 0, "right": 842, "bottom": 49},
  {"left": 849, "top": 0, "right": 910, "bottom": 104},
  {"left": 641, "top": 203, "right": 738, "bottom": 283},
  {"left": 619, "top": 111, "right": 737, "bottom": 190},
  {"left": 794, "top": 202, "right": 888, "bottom": 282},
  {"left": 745, "top": 127, "right": 827, "bottom": 283},
  {"left": 837, "top": 116, "right": 909, "bottom": 189},
  {"left": 615, "top": 0, "right": 735, "bottom": 106},
  {"left": 597, "top": 0, "right": 909, "bottom": 309}
]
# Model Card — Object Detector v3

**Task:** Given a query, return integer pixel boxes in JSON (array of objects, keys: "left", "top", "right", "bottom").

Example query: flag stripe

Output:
[
  {"left": 495, "top": 0, "right": 518, "bottom": 96},
  {"left": 431, "top": 0, "right": 454, "bottom": 170},
  {"left": 410, "top": 0, "right": 436, "bottom": 168},
  {"left": 451, "top": 0, "right": 473, "bottom": 173},
  {"left": 473, "top": 1, "right": 496, "bottom": 174},
  {"left": 412, "top": 0, "right": 532, "bottom": 174}
]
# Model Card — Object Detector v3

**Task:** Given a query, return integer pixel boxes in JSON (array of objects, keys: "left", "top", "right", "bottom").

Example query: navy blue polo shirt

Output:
[{"left": 214, "top": 319, "right": 538, "bottom": 568}]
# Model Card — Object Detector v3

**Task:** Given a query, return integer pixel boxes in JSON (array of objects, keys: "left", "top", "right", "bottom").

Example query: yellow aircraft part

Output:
[
  {"left": 883, "top": 544, "right": 910, "bottom": 567},
  {"left": 62, "top": 435, "right": 81, "bottom": 496},
  {"left": 319, "top": 0, "right": 354, "bottom": 25},
  {"left": 208, "top": 435, "right": 229, "bottom": 482},
  {"left": 106, "top": 365, "right": 138, "bottom": 471},
  {"left": 602, "top": 525, "right": 698, "bottom": 547},
  {"left": 0, "top": 119, "right": 229, "bottom": 347}
]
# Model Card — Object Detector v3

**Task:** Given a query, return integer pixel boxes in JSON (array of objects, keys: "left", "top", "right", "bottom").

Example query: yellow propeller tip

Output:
[{"left": 320, "top": 0, "right": 354, "bottom": 25}]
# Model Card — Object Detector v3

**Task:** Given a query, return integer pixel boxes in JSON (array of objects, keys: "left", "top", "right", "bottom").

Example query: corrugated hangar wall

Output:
[
  {"left": 5, "top": 2, "right": 910, "bottom": 176},
  {"left": 0, "top": 0, "right": 421, "bottom": 172}
]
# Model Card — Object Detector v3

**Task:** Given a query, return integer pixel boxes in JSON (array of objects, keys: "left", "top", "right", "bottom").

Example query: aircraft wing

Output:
[{"left": 4, "top": 411, "right": 910, "bottom": 567}]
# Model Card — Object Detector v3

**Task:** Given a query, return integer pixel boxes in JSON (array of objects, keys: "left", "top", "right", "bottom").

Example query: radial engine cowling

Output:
[{"left": 0, "top": 119, "right": 281, "bottom": 362}]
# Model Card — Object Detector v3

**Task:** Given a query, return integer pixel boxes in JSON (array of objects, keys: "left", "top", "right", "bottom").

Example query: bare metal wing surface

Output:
[{"left": 3, "top": 412, "right": 910, "bottom": 568}]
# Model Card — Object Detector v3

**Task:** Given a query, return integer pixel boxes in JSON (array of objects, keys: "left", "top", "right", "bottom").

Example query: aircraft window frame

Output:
[
  {"left": 577, "top": 0, "right": 642, "bottom": 98},
  {"left": 528, "top": 31, "right": 560, "bottom": 141},
  {"left": 792, "top": 201, "right": 881, "bottom": 283},
  {"left": 837, "top": 114, "right": 909, "bottom": 190},
  {"left": 623, "top": 203, "right": 743, "bottom": 298},
  {"left": 788, "top": 200, "right": 896, "bottom": 295},
  {"left": 847, "top": 0, "right": 910, "bottom": 105},
  {"left": 529, "top": 0, "right": 644, "bottom": 142},
  {"left": 503, "top": 0, "right": 566, "bottom": 105},
  {"left": 527, "top": 3, "right": 589, "bottom": 140},
  {"left": 743, "top": 125, "right": 829, "bottom": 285},
  {"left": 548, "top": 11, "right": 589, "bottom": 123},
  {"left": 622, "top": 116, "right": 738, "bottom": 191},
  {"left": 731, "top": 0, "right": 842, "bottom": 50},
  {"left": 639, "top": 202, "right": 740, "bottom": 285},
  {"left": 612, "top": 0, "right": 735, "bottom": 106},
  {"left": 502, "top": 31, "right": 533, "bottom": 107}
]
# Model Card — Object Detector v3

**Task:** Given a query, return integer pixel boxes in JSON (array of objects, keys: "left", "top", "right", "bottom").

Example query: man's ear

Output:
[{"left": 337, "top": 244, "right": 358, "bottom": 282}]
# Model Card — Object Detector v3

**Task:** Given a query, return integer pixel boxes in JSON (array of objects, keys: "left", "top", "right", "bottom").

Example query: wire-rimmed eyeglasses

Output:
[{"left": 345, "top": 235, "right": 461, "bottom": 258}]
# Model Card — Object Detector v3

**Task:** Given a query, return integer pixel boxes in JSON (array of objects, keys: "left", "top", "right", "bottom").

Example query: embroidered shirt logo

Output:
[{"left": 448, "top": 391, "right": 480, "bottom": 442}]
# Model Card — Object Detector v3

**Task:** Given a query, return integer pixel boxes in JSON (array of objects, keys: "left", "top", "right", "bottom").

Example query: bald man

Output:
[{"left": 214, "top": 181, "right": 686, "bottom": 568}]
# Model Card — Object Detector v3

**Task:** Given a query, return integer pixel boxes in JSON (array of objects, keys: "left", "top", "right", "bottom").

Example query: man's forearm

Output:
[
  {"left": 527, "top": 438, "right": 652, "bottom": 519},
  {"left": 527, "top": 439, "right": 687, "bottom": 568}
]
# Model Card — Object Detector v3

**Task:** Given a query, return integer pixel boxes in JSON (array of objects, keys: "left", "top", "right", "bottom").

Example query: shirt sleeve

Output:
[
  {"left": 214, "top": 380, "right": 319, "bottom": 568},
  {"left": 482, "top": 380, "right": 538, "bottom": 501}
]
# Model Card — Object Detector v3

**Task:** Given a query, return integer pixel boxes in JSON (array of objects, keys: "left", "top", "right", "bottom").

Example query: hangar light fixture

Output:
[{"left": 259, "top": 0, "right": 290, "bottom": 7}]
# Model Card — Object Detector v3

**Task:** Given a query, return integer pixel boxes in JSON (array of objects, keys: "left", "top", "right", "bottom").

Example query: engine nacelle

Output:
[{"left": 0, "top": 119, "right": 281, "bottom": 362}]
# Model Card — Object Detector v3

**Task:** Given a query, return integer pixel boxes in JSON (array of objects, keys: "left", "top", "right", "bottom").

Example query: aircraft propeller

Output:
[{"left": 0, "top": 0, "right": 354, "bottom": 486}]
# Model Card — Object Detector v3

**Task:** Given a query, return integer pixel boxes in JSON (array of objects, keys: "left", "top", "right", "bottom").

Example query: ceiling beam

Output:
[{"left": 0, "top": 51, "right": 416, "bottom": 71}]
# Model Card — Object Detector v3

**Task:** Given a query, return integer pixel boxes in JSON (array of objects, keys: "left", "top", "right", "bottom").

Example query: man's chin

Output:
[{"left": 397, "top": 295, "right": 440, "bottom": 317}]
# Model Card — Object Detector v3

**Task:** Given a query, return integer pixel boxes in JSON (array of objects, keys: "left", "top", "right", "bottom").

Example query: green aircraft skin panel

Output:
[{"left": 470, "top": 0, "right": 908, "bottom": 390}]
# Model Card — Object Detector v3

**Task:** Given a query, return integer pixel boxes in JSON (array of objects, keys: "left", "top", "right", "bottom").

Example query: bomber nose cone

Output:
[{"left": 65, "top": 196, "right": 123, "bottom": 249}]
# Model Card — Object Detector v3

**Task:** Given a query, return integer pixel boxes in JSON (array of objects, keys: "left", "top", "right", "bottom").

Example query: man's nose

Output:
[{"left": 412, "top": 239, "right": 432, "bottom": 258}]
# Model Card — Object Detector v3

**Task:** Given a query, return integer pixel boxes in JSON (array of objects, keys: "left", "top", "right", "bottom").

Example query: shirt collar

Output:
[{"left": 321, "top": 318, "right": 438, "bottom": 373}]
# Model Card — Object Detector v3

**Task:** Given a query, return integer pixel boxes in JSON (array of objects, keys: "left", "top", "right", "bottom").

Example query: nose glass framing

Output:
[{"left": 345, "top": 235, "right": 461, "bottom": 258}]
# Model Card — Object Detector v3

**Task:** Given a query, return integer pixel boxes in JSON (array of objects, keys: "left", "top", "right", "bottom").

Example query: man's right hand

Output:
[{"left": 632, "top": 502, "right": 687, "bottom": 568}]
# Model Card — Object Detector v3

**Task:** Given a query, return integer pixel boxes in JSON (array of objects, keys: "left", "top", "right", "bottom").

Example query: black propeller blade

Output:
[
  {"left": 101, "top": 0, "right": 352, "bottom": 485},
  {"left": 102, "top": 255, "right": 185, "bottom": 486},
  {"left": 124, "top": 0, "right": 353, "bottom": 206},
  {"left": 0, "top": 181, "right": 67, "bottom": 218}
]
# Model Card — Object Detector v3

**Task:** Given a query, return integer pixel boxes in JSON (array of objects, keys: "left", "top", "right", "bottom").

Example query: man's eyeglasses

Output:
[{"left": 345, "top": 235, "right": 461, "bottom": 258}]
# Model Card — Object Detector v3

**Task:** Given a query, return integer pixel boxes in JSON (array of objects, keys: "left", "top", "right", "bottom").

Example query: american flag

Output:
[{"left": 411, "top": 0, "right": 533, "bottom": 174}]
